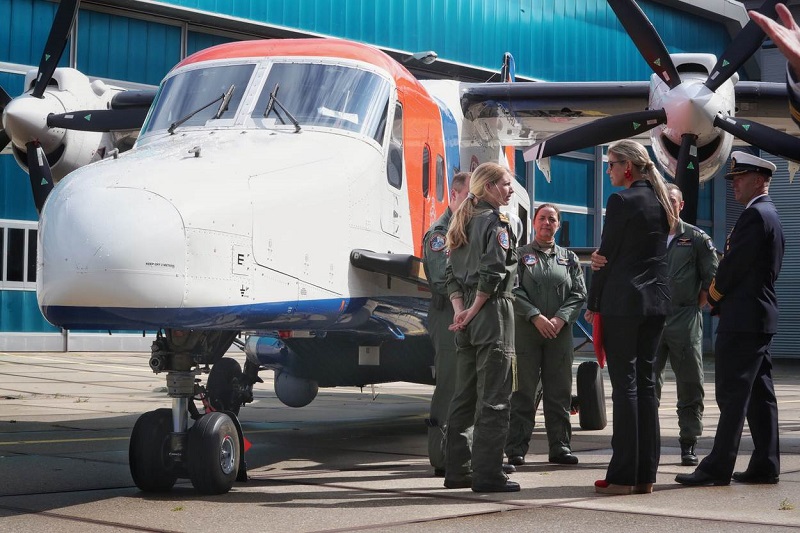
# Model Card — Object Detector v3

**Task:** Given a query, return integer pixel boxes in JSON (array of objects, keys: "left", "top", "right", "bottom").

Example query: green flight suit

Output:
[
  {"left": 655, "top": 220, "right": 718, "bottom": 444},
  {"left": 444, "top": 200, "right": 517, "bottom": 486},
  {"left": 422, "top": 207, "right": 464, "bottom": 471},
  {"left": 505, "top": 242, "right": 587, "bottom": 459}
]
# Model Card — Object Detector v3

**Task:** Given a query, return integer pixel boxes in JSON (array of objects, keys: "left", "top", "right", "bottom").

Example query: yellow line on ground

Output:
[{"left": 0, "top": 436, "right": 130, "bottom": 446}]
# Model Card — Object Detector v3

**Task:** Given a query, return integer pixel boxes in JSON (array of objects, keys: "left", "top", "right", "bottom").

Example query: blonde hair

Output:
[
  {"left": 608, "top": 140, "right": 678, "bottom": 228},
  {"left": 446, "top": 162, "right": 511, "bottom": 249}
]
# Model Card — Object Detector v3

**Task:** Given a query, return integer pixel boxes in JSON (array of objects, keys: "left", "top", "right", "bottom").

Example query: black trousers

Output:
[
  {"left": 697, "top": 332, "right": 779, "bottom": 479},
  {"left": 602, "top": 314, "right": 665, "bottom": 486}
]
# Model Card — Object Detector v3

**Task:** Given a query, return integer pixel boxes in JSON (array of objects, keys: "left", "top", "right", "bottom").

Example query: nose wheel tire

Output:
[
  {"left": 187, "top": 411, "right": 241, "bottom": 494},
  {"left": 129, "top": 409, "right": 179, "bottom": 492}
]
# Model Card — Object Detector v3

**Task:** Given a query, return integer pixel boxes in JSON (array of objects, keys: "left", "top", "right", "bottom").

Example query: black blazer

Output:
[
  {"left": 710, "top": 195, "right": 785, "bottom": 334},
  {"left": 587, "top": 180, "right": 670, "bottom": 316}
]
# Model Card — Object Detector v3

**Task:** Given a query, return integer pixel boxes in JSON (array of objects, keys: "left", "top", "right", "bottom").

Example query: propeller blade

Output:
[
  {"left": 0, "top": 85, "right": 11, "bottom": 109},
  {"left": 0, "top": 129, "right": 9, "bottom": 152},
  {"left": 523, "top": 109, "right": 667, "bottom": 161},
  {"left": 675, "top": 134, "right": 699, "bottom": 225},
  {"left": 31, "top": 0, "right": 80, "bottom": 98},
  {"left": 607, "top": 0, "right": 682, "bottom": 89},
  {"left": 704, "top": 0, "right": 781, "bottom": 92},
  {"left": 47, "top": 107, "right": 149, "bottom": 132},
  {"left": 714, "top": 114, "right": 800, "bottom": 163},
  {"left": 25, "top": 141, "right": 55, "bottom": 214}
]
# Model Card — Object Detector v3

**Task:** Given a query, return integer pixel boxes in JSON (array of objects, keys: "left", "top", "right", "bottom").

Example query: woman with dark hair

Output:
[{"left": 505, "top": 203, "right": 586, "bottom": 467}]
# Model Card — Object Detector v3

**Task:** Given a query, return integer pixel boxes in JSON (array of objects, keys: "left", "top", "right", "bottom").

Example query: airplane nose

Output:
[
  {"left": 3, "top": 93, "right": 66, "bottom": 153},
  {"left": 38, "top": 181, "right": 187, "bottom": 313}
]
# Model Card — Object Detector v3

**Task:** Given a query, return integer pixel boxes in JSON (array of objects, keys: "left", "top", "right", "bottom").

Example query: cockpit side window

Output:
[
  {"left": 387, "top": 102, "right": 403, "bottom": 190},
  {"left": 142, "top": 63, "right": 255, "bottom": 134}
]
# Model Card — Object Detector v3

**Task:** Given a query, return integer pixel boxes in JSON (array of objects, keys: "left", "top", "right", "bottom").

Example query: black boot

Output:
[{"left": 680, "top": 441, "right": 698, "bottom": 466}]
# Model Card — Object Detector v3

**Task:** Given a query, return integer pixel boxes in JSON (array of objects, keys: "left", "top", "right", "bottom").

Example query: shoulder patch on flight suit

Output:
[
  {"left": 523, "top": 253, "right": 538, "bottom": 265},
  {"left": 676, "top": 237, "right": 692, "bottom": 247},
  {"left": 429, "top": 232, "right": 446, "bottom": 252},
  {"left": 498, "top": 229, "right": 510, "bottom": 250},
  {"left": 705, "top": 238, "right": 715, "bottom": 251}
]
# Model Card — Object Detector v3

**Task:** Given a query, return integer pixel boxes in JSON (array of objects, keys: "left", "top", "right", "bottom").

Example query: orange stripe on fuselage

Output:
[{"left": 177, "top": 38, "right": 449, "bottom": 257}]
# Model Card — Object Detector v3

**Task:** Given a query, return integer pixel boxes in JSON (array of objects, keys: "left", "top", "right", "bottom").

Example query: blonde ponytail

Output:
[{"left": 446, "top": 162, "right": 510, "bottom": 249}]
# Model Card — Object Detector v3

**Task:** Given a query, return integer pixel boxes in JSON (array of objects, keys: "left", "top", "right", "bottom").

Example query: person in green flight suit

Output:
[
  {"left": 505, "top": 203, "right": 586, "bottom": 467},
  {"left": 656, "top": 183, "right": 718, "bottom": 466},
  {"left": 422, "top": 171, "right": 471, "bottom": 475},
  {"left": 443, "top": 161, "right": 519, "bottom": 493}
]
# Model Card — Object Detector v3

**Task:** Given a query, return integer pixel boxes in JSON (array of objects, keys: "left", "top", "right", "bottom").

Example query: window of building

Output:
[{"left": 0, "top": 221, "right": 38, "bottom": 290}]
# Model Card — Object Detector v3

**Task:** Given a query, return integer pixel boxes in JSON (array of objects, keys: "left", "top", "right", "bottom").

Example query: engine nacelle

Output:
[
  {"left": 5, "top": 68, "right": 122, "bottom": 182},
  {"left": 648, "top": 54, "right": 737, "bottom": 183},
  {"left": 274, "top": 370, "right": 319, "bottom": 408}
]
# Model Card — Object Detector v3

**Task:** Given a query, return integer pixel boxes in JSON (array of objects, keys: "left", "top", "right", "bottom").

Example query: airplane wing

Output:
[
  {"left": 460, "top": 79, "right": 799, "bottom": 148},
  {"left": 734, "top": 81, "right": 798, "bottom": 134},
  {"left": 460, "top": 81, "right": 651, "bottom": 147}
]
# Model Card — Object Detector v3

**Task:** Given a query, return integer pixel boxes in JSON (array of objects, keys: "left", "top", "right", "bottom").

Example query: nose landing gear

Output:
[{"left": 129, "top": 329, "right": 250, "bottom": 495}]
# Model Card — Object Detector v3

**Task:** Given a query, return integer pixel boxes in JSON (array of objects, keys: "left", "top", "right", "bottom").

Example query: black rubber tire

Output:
[
  {"left": 576, "top": 361, "right": 608, "bottom": 430},
  {"left": 207, "top": 358, "right": 244, "bottom": 415},
  {"left": 129, "top": 408, "right": 178, "bottom": 492},
  {"left": 187, "top": 412, "right": 240, "bottom": 495}
]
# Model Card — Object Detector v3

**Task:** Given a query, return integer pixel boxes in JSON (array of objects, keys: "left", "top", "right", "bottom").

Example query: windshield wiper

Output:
[
  {"left": 263, "top": 83, "right": 301, "bottom": 133},
  {"left": 168, "top": 84, "right": 235, "bottom": 135}
]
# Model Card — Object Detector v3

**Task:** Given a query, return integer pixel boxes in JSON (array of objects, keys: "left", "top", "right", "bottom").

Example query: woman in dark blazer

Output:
[{"left": 584, "top": 139, "right": 677, "bottom": 495}]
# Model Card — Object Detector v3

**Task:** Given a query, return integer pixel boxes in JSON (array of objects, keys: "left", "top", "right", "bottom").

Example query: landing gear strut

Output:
[{"left": 129, "top": 329, "right": 254, "bottom": 495}]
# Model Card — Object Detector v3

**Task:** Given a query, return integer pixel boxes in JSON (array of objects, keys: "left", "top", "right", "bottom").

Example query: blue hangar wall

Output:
[{"left": 0, "top": 0, "right": 732, "bottom": 347}]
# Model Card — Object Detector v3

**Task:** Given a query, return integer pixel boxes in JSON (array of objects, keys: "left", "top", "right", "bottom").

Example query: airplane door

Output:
[{"left": 381, "top": 102, "right": 404, "bottom": 237}]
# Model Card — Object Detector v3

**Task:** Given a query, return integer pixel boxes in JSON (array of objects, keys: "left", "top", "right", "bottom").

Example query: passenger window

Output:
[
  {"left": 436, "top": 155, "right": 445, "bottom": 201},
  {"left": 422, "top": 145, "right": 430, "bottom": 198}
]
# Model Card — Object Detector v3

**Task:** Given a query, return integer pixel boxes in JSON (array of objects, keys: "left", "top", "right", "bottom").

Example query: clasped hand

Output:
[{"left": 533, "top": 315, "right": 565, "bottom": 339}]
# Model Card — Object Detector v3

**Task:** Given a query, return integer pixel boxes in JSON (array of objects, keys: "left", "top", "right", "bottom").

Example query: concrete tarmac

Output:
[{"left": 0, "top": 350, "right": 799, "bottom": 532}]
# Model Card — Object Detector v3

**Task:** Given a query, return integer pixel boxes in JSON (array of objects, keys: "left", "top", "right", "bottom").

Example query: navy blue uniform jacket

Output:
[
  {"left": 710, "top": 195, "right": 784, "bottom": 334},
  {"left": 587, "top": 180, "right": 670, "bottom": 316}
]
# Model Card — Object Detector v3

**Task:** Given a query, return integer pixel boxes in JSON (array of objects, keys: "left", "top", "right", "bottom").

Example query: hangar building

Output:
[{"left": 0, "top": 0, "right": 796, "bottom": 355}]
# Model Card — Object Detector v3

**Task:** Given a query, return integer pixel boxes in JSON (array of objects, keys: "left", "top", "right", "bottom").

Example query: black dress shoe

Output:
[
  {"left": 732, "top": 470, "right": 779, "bottom": 484},
  {"left": 472, "top": 479, "right": 520, "bottom": 493},
  {"left": 680, "top": 441, "right": 699, "bottom": 466},
  {"left": 675, "top": 470, "right": 730, "bottom": 486},
  {"left": 508, "top": 455, "right": 525, "bottom": 466},
  {"left": 433, "top": 468, "right": 445, "bottom": 477},
  {"left": 502, "top": 463, "right": 516, "bottom": 474},
  {"left": 443, "top": 474, "right": 472, "bottom": 489},
  {"left": 549, "top": 453, "right": 579, "bottom": 465}
]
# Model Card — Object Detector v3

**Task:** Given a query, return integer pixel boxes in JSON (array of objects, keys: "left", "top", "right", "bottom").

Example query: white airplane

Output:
[{"left": 1, "top": 0, "right": 797, "bottom": 495}]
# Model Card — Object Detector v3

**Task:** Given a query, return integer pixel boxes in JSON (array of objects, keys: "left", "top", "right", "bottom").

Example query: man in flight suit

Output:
[
  {"left": 676, "top": 152, "right": 784, "bottom": 487},
  {"left": 656, "top": 184, "right": 718, "bottom": 466},
  {"left": 422, "top": 172, "right": 471, "bottom": 475}
]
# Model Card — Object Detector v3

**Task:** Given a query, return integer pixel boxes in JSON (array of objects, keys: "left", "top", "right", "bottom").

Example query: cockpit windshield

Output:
[
  {"left": 140, "top": 60, "right": 392, "bottom": 143},
  {"left": 252, "top": 62, "right": 391, "bottom": 142},
  {"left": 142, "top": 64, "right": 255, "bottom": 134}
]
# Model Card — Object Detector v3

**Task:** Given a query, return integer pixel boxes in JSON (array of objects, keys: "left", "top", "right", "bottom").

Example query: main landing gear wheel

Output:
[
  {"left": 576, "top": 361, "right": 607, "bottom": 430},
  {"left": 207, "top": 357, "right": 244, "bottom": 415},
  {"left": 187, "top": 411, "right": 240, "bottom": 494},
  {"left": 129, "top": 409, "right": 179, "bottom": 492}
]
